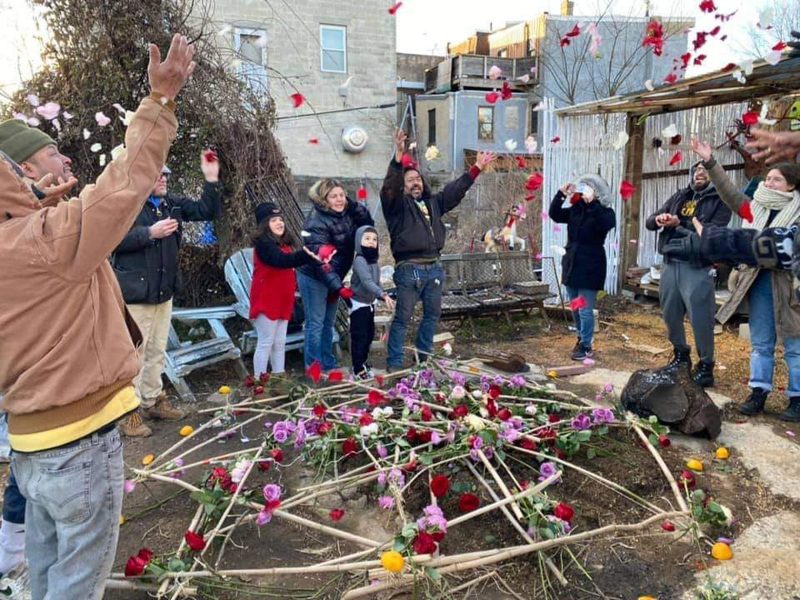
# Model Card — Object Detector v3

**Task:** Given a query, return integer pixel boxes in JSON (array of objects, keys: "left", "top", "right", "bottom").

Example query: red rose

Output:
[
  {"left": 124, "top": 556, "right": 147, "bottom": 577},
  {"left": 518, "top": 438, "right": 538, "bottom": 451},
  {"left": 420, "top": 406, "right": 433, "bottom": 422},
  {"left": 402, "top": 459, "right": 418, "bottom": 472},
  {"left": 488, "top": 384, "right": 502, "bottom": 399},
  {"left": 271, "top": 448, "right": 284, "bottom": 463},
  {"left": 430, "top": 474, "right": 450, "bottom": 498},
  {"left": 375, "top": 375, "right": 385, "bottom": 386},
  {"left": 254, "top": 385, "right": 264, "bottom": 395},
  {"left": 243, "top": 376, "right": 254, "bottom": 388},
  {"left": 497, "top": 408, "right": 512, "bottom": 421},
  {"left": 265, "top": 499, "right": 281, "bottom": 512},
  {"left": 417, "top": 429, "right": 433, "bottom": 444},
  {"left": 317, "top": 422, "right": 333, "bottom": 436},
  {"left": 548, "top": 413, "right": 560, "bottom": 423},
  {"left": 412, "top": 532, "right": 438, "bottom": 555},
  {"left": 313, "top": 404, "right": 327, "bottom": 418},
  {"left": 742, "top": 111, "right": 759, "bottom": 126},
  {"left": 458, "top": 493, "right": 480, "bottom": 513},
  {"left": 679, "top": 469, "right": 696, "bottom": 489},
  {"left": 259, "top": 372, "right": 270, "bottom": 383},
  {"left": 553, "top": 502, "right": 575, "bottom": 523},
  {"left": 137, "top": 548, "right": 154, "bottom": 563},
  {"left": 451, "top": 404, "right": 469, "bottom": 419},
  {"left": 658, "top": 434, "right": 671, "bottom": 448},
  {"left": 661, "top": 521, "right": 676, "bottom": 532},
  {"left": 367, "top": 389, "right": 385, "bottom": 407},
  {"left": 203, "top": 149, "right": 219, "bottom": 163},
  {"left": 359, "top": 413, "right": 374, "bottom": 426},
  {"left": 329, "top": 508, "right": 345, "bottom": 522},
  {"left": 327, "top": 370, "right": 344, "bottom": 383},
  {"left": 257, "top": 460, "right": 272, "bottom": 472},
  {"left": 184, "top": 530, "right": 206, "bottom": 552},
  {"left": 738, "top": 202, "right": 754, "bottom": 224},
  {"left": 306, "top": 361, "right": 322, "bottom": 384},
  {"left": 342, "top": 438, "right": 358, "bottom": 457},
  {"left": 430, "top": 530, "right": 445, "bottom": 542},
  {"left": 406, "top": 427, "right": 418, "bottom": 442},
  {"left": 486, "top": 399, "right": 498, "bottom": 418}
]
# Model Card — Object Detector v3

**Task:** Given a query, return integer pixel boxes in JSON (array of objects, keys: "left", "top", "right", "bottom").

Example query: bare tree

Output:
[
  {"left": 537, "top": 2, "right": 690, "bottom": 106},
  {"left": 738, "top": 0, "right": 800, "bottom": 59}
]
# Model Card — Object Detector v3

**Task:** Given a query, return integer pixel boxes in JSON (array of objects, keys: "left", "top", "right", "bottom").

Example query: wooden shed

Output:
[{"left": 539, "top": 55, "right": 800, "bottom": 297}]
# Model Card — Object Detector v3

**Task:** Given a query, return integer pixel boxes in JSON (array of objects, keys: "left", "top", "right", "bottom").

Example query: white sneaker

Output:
[{"left": 0, "top": 563, "right": 31, "bottom": 600}]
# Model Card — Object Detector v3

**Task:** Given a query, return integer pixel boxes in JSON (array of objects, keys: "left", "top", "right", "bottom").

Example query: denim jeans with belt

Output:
[
  {"left": 748, "top": 269, "right": 800, "bottom": 396},
  {"left": 387, "top": 262, "right": 444, "bottom": 368},
  {"left": 297, "top": 272, "right": 339, "bottom": 371},
  {"left": 565, "top": 286, "right": 598, "bottom": 348},
  {"left": 11, "top": 428, "right": 124, "bottom": 600}
]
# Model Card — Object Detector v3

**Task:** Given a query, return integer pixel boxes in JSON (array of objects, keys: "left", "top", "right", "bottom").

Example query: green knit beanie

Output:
[{"left": 0, "top": 119, "right": 56, "bottom": 163}]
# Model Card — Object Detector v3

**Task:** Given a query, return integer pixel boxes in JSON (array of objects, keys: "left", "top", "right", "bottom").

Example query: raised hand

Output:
[
  {"left": 475, "top": 151, "right": 497, "bottom": 170},
  {"left": 559, "top": 183, "right": 575, "bottom": 195},
  {"left": 200, "top": 149, "right": 219, "bottom": 182},
  {"left": 746, "top": 128, "right": 800, "bottom": 165},
  {"left": 393, "top": 129, "right": 407, "bottom": 162},
  {"left": 148, "top": 33, "right": 197, "bottom": 101},
  {"left": 690, "top": 138, "right": 713, "bottom": 162},
  {"left": 34, "top": 173, "right": 78, "bottom": 200}
]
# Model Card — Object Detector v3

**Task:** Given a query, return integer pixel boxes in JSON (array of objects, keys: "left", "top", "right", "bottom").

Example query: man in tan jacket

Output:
[{"left": 0, "top": 34, "right": 196, "bottom": 600}]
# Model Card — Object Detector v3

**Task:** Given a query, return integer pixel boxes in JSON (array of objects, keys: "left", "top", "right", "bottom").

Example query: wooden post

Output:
[{"left": 619, "top": 113, "right": 646, "bottom": 291}]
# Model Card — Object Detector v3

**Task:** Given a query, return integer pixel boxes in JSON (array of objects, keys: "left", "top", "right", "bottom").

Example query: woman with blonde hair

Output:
[
  {"left": 692, "top": 138, "right": 800, "bottom": 421},
  {"left": 297, "top": 179, "right": 373, "bottom": 375}
]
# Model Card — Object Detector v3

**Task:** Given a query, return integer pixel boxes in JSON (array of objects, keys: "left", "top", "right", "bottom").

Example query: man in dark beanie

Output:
[
  {"left": 645, "top": 162, "right": 731, "bottom": 387},
  {"left": 380, "top": 129, "right": 495, "bottom": 370}
]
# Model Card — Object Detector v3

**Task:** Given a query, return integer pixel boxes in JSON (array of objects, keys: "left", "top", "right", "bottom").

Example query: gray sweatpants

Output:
[{"left": 660, "top": 260, "right": 716, "bottom": 363}]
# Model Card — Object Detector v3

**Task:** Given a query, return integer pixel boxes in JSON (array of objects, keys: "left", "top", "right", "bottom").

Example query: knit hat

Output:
[
  {"left": 255, "top": 202, "right": 282, "bottom": 224},
  {"left": 575, "top": 173, "right": 612, "bottom": 207},
  {"left": 0, "top": 119, "right": 56, "bottom": 163}
]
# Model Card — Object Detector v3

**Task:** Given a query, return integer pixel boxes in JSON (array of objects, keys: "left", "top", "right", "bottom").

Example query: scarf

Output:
[{"left": 749, "top": 183, "right": 800, "bottom": 232}]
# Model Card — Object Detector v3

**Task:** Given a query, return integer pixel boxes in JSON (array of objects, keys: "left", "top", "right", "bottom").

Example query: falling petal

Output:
[
  {"left": 26, "top": 93, "right": 40, "bottom": 107},
  {"left": 739, "top": 59, "right": 754, "bottom": 75},
  {"left": 540, "top": 211, "right": 548, "bottom": 221},
  {"left": 90, "top": 143, "right": 102, "bottom": 153},
  {"left": 121, "top": 110, "right": 135, "bottom": 127},
  {"left": 620, "top": 180, "right": 636, "bottom": 200},
  {"left": 83, "top": 128, "right": 91, "bottom": 140},
  {"left": 388, "top": 1, "right": 402, "bottom": 15},
  {"left": 485, "top": 91, "right": 500, "bottom": 104},
  {"left": 504, "top": 139, "right": 518, "bottom": 152},
  {"left": 26, "top": 117, "right": 40, "bottom": 127},
  {"left": 488, "top": 65, "right": 503, "bottom": 80},
  {"left": 51, "top": 119, "right": 61, "bottom": 132},
  {"left": 550, "top": 136, "right": 560, "bottom": 144},
  {"left": 35, "top": 102, "right": 60, "bottom": 120},
  {"left": 112, "top": 103, "right": 126, "bottom": 114},
  {"left": 532, "top": 100, "right": 546, "bottom": 111},
  {"left": 62, "top": 111, "right": 73, "bottom": 120},
  {"left": 786, "top": 431, "right": 796, "bottom": 437},
  {"left": 669, "top": 151, "right": 682, "bottom": 166},
  {"left": 661, "top": 124, "right": 678, "bottom": 138},
  {"left": 95, "top": 111, "right": 111, "bottom": 127},
  {"left": 612, "top": 131, "right": 629, "bottom": 151},
  {"left": 765, "top": 50, "right": 783, "bottom": 66},
  {"left": 551, "top": 245, "right": 566, "bottom": 257},
  {"left": 524, "top": 135, "right": 538, "bottom": 154},
  {"left": 99, "top": 153, "right": 107, "bottom": 166},
  {"left": 309, "top": 138, "right": 320, "bottom": 144},
  {"left": 111, "top": 144, "right": 125, "bottom": 160},
  {"left": 290, "top": 93, "right": 305, "bottom": 108},
  {"left": 644, "top": 79, "right": 654, "bottom": 91},
  {"left": 516, "top": 74, "right": 530, "bottom": 83},
  {"left": 424, "top": 145, "right": 441, "bottom": 161}
]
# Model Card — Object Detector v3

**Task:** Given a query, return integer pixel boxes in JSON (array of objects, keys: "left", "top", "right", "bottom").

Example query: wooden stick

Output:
[
  {"left": 477, "top": 449, "right": 524, "bottom": 520},
  {"left": 630, "top": 418, "right": 689, "bottom": 513}
]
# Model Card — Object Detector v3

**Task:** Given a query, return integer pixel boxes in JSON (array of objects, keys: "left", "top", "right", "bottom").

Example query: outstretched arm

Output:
[{"left": 438, "top": 151, "right": 496, "bottom": 214}]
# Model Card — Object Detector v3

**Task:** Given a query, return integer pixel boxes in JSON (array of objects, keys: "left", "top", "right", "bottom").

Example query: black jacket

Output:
[
  {"left": 380, "top": 159, "right": 477, "bottom": 262},
  {"left": 297, "top": 198, "right": 373, "bottom": 291},
  {"left": 549, "top": 192, "right": 616, "bottom": 290},
  {"left": 112, "top": 181, "right": 222, "bottom": 304},
  {"left": 645, "top": 183, "right": 731, "bottom": 266},
  {"left": 253, "top": 235, "right": 313, "bottom": 268}
]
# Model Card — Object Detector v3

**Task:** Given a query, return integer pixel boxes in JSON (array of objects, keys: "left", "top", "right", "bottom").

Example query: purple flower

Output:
[
  {"left": 376, "top": 443, "right": 388, "bottom": 459},
  {"left": 431, "top": 431, "right": 442, "bottom": 445},
  {"left": 538, "top": 461, "right": 559, "bottom": 483},
  {"left": 377, "top": 472, "right": 387, "bottom": 486},
  {"left": 256, "top": 509, "right": 272, "bottom": 526},
  {"left": 546, "top": 515, "right": 572, "bottom": 535},
  {"left": 493, "top": 375, "right": 504, "bottom": 386},
  {"left": 378, "top": 495, "right": 395, "bottom": 510},
  {"left": 123, "top": 480, "right": 136, "bottom": 494},
  {"left": 387, "top": 468, "right": 405, "bottom": 487},
  {"left": 571, "top": 413, "right": 592, "bottom": 431},
  {"left": 591, "top": 407, "right": 615, "bottom": 424},
  {"left": 602, "top": 383, "right": 614, "bottom": 394},
  {"left": 500, "top": 427, "right": 521, "bottom": 443},
  {"left": 509, "top": 375, "right": 526, "bottom": 389},
  {"left": 263, "top": 484, "right": 282, "bottom": 502},
  {"left": 450, "top": 372, "right": 466, "bottom": 387},
  {"left": 417, "top": 504, "right": 448, "bottom": 534}
]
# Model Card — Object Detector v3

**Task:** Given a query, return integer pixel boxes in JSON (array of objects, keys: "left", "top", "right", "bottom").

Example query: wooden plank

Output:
[
  {"left": 619, "top": 114, "right": 646, "bottom": 290},
  {"left": 546, "top": 364, "right": 594, "bottom": 377}
]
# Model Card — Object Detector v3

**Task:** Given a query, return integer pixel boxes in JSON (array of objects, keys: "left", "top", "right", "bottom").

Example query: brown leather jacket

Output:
[{"left": 0, "top": 95, "right": 177, "bottom": 435}]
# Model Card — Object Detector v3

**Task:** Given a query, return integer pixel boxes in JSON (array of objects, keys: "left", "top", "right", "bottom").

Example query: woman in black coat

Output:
[
  {"left": 297, "top": 179, "right": 373, "bottom": 372},
  {"left": 549, "top": 174, "right": 617, "bottom": 361}
]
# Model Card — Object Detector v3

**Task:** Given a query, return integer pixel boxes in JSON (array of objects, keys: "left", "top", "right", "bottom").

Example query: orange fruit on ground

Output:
[
  {"left": 141, "top": 453, "right": 155, "bottom": 466},
  {"left": 380, "top": 550, "right": 405, "bottom": 573},
  {"left": 686, "top": 458, "right": 704, "bottom": 471},
  {"left": 715, "top": 447, "right": 730, "bottom": 460},
  {"left": 218, "top": 385, "right": 232, "bottom": 394},
  {"left": 179, "top": 425, "right": 194, "bottom": 437},
  {"left": 711, "top": 542, "right": 733, "bottom": 560},
  {"left": 637, "top": 596, "right": 658, "bottom": 600}
]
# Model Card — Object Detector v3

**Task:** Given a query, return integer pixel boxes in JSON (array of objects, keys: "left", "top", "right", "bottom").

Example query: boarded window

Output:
[
  {"left": 428, "top": 108, "right": 436, "bottom": 145},
  {"left": 505, "top": 105, "right": 519, "bottom": 130}
]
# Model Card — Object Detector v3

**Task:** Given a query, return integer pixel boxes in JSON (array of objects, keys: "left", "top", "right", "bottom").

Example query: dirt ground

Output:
[{"left": 4, "top": 296, "right": 799, "bottom": 599}]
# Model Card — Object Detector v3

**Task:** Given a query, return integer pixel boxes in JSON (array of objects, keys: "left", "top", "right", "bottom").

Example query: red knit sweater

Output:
[{"left": 249, "top": 246, "right": 297, "bottom": 321}]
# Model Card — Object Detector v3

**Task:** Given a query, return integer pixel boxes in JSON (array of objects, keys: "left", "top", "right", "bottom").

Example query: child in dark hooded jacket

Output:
[{"left": 349, "top": 226, "right": 395, "bottom": 378}]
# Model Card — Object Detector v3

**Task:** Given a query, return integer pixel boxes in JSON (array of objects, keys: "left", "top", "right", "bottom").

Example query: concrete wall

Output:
[{"left": 209, "top": 0, "right": 397, "bottom": 196}]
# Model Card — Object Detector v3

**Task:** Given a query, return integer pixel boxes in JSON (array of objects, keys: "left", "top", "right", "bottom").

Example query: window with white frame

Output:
[
  {"left": 320, "top": 25, "right": 347, "bottom": 73},
  {"left": 234, "top": 27, "right": 268, "bottom": 92}
]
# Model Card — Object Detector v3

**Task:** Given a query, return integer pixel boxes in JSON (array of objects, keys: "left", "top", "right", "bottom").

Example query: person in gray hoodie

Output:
[{"left": 349, "top": 226, "right": 395, "bottom": 378}]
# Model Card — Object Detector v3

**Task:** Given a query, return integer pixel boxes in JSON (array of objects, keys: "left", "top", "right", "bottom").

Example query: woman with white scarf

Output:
[{"left": 692, "top": 138, "right": 800, "bottom": 422}]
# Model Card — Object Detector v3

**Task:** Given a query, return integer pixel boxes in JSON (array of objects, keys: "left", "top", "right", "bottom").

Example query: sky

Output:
[{"left": 0, "top": 0, "right": 784, "bottom": 100}]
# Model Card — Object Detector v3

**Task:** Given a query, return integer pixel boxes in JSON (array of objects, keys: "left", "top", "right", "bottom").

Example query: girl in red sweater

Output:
[{"left": 250, "top": 203, "right": 316, "bottom": 377}]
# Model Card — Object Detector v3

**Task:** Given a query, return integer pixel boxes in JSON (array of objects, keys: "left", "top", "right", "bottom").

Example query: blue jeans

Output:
[
  {"left": 2, "top": 469, "right": 26, "bottom": 525},
  {"left": 11, "top": 427, "right": 124, "bottom": 600},
  {"left": 566, "top": 286, "right": 598, "bottom": 348},
  {"left": 748, "top": 270, "right": 800, "bottom": 395},
  {"left": 297, "top": 272, "right": 339, "bottom": 370},
  {"left": 388, "top": 263, "right": 444, "bottom": 368}
]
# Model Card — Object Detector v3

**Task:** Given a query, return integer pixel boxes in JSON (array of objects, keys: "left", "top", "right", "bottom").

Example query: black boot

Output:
[
  {"left": 663, "top": 347, "right": 691, "bottom": 374},
  {"left": 692, "top": 361, "right": 714, "bottom": 388},
  {"left": 739, "top": 387, "right": 768, "bottom": 416},
  {"left": 779, "top": 397, "right": 800, "bottom": 422}
]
